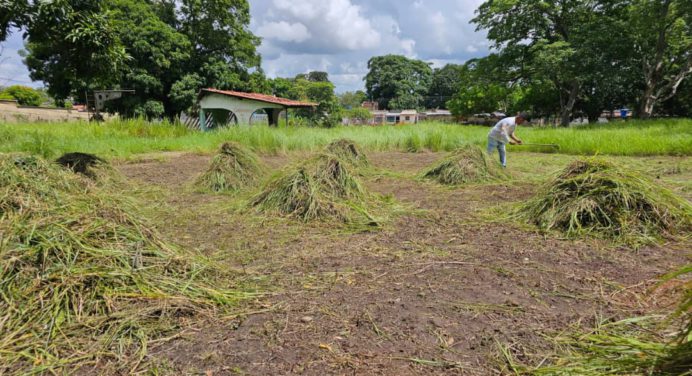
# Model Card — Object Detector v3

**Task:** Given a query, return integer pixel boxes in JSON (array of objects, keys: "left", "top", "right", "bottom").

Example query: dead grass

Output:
[
  {"left": 195, "top": 142, "right": 264, "bottom": 192},
  {"left": 516, "top": 158, "right": 692, "bottom": 246},
  {"left": 421, "top": 145, "right": 508, "bottom": 185},
  {"left": 0, "top": 154, "right": 253, "bottom": 373}
]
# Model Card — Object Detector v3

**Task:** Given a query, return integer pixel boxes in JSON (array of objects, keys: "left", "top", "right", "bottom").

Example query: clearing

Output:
[{"left": 112, "top": 150, "right": 690, "bottom": 375}]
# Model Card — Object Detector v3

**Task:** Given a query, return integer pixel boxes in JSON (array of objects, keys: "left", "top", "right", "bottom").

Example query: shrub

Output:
[{"left": 1, "top": 85, "right": 42, "bottom": 106}]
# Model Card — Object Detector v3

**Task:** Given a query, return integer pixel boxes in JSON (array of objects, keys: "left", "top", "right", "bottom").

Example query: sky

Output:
[{"left": 0, "top": 0, "right": 490, "bottom": 93}]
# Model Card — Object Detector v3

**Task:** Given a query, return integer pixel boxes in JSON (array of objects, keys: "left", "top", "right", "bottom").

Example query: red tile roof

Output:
[{"left": 201, "top": 88, "right": 317, "bottom": 108}]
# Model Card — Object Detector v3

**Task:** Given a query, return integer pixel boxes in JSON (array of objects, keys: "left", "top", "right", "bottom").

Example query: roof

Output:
[
  {"left": 400, "top": 110, "right": 418, "bottom": 115},
  {"left": 424, "top": 110, "right": 452, "bottom": 115},
  {"left": 201, "top": 88, "right": 317, "bottom": 108}
]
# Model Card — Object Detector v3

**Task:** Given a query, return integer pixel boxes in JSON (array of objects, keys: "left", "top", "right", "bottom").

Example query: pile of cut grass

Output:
[
  {"left": 324, "top": 138, "right": 369, "bottom": 167},
  {"left": 55, "top": 151, "right": 123, "bottom": 186},
  {"left": 421, "top": 144, "right": 508, "bottom": 185},
  {"left": 0, "top": 154, "right": 250, "bottom": 373},
  {"left": 250, "top": 153, "right": 374, "bottom": 223},
  {"left": 195, "top": 142, "right": 264, "bottom": 192},
  {"left": 516, "top": 158, "right": 691, "bottom": 245}
]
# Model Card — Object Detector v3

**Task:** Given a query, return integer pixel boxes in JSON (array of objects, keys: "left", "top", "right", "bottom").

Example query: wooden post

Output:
[{"left": 285, "top": 107, "right": 289, "bottom": 126}]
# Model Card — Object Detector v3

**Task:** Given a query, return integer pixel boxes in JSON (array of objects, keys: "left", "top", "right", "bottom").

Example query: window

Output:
[{"left": 405, "top": 116, "right": 410, "bottom": 121}]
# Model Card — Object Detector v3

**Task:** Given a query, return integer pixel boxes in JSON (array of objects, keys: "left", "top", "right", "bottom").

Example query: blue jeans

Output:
[{"left": 487, "top": 137, "right": 507, "bottom": 167}]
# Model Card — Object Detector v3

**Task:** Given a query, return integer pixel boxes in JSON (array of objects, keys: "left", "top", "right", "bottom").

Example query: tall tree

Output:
[
  {"left": 0, "top": 0, "right": 28, "bottom": 41},
  {"left": 338, "top": 90, "right": 367, "bottom": 109},
  {"left": 631, "top": 0, "right": 692, "bottom": 118},
  {"left": 473, "top": 0, "right": 622, "bottom": 126},
  {"left": 21, "top": 0, "right": 128, "bottom": 103},
  {"left": 426, "top": 64, "right": 464, "bottom": 109},
  {"left": 365, "top": 55, "right": 432, "bottom": 110},
  {"left": 104, "top": 0, "right": 191, "bottom": 118}
]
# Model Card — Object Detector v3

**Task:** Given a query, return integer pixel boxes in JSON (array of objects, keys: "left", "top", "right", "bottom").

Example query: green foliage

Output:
[
  {"left": 268, "top": 73, "right": 341, "bottom": 127},
  {"left": 427, "top": 64, "right": 464, "bottom": 109},
  {"left": 365, "top": 55, "right": 433, "bottom": 110},
  {"left": 0, "top": 85, "right": 43, "bottom": 106},
  {"left": 22, "top": 0, "right": 129, "bottom": 102},
  {"left": 16, "top": 0, "right": 262, "bottom": 118},
  {"left": 339, "top": 90, "right": 368, "bottom": 109},
  {"left": 344, "top": 107, "right": 373, "bottom": 122}
]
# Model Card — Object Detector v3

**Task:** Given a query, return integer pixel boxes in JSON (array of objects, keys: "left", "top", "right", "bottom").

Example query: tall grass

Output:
[{"left": 0, "top": 118, "right": 689, "bottom": 158}]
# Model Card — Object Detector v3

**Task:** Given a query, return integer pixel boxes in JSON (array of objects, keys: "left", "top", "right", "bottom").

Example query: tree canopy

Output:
[{"left": 365, "top": 55, "right": 432, "bottom": 111}]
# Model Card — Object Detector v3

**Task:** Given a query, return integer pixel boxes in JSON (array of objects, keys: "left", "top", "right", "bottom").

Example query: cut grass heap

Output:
[
  {"left": 517, "top": 158, "right": 692, "bottom": 244},
  {"left": 422, "top": 144, "right": 507, "bottom": 185},
  {"left": 0, "top": 154, "right": 249, "bottom": 373},
  {"left": 324, "top": 138, "right": 369, "bottom": 167},
  {"left": 250, "top": 153, "right": 374, "bottom": 222},
  {"left": 195, "top": 142, "right": 264, "bottom": 192}
]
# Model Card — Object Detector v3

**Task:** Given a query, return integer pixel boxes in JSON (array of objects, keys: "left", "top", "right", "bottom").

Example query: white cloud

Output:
[
  {"left": 268, "top": 0, "right": 381, "bottom": 51},
  {"left": 255, "top": 0, "right": 490, "bottom": 91},
  {"left": 257, "top": 21, "right": 311, "bottom": 43}
]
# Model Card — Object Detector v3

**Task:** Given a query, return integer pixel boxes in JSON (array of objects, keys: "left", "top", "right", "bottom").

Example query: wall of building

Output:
[
  {"left": 200, "top": 94, "right": 284, "bottom": 125},
  {"left": 0, "top": 100, "right": 91, "bottom": 123}
]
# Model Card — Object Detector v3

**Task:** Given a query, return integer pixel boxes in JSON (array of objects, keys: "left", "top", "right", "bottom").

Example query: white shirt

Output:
[{"left": 488, "top": 117, "right": 517, "bottom": 144}]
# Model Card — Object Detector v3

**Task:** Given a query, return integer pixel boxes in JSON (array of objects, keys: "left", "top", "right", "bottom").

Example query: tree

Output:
[
  {"left": 103, "top": 0, "right": 191, "bottom": 118},
  {"left": 1, "top": 85, "right": 42, "bottom": 106},
  {"left": 0, "top": 0, "right": 29, "bottom": 41},
  {"left": 296, "top": 71, "right": 330, "bottom": 82},
  {"left": 365, "top": 55, "right": 432, "bottom": 110},
  {"left": 18, "top": 0, "right": 264, "bottom": 119},
  {"left": 22, "top": 0, "right": 129, "bottom": 103},
  {"left": 473, "top": 0, "right": 624, "bottom": 126},
  {"left": 338, "top": 90, "right": 367, "bottom": 109},
  {"left": 426, "top": 64, "right": 464, "bottom": 109},
  {"left": 447, "top": 56, "right": 523, "bottom": 118},
  {"left": 631, "top": 0, "right": 692, "bottom": 118}
]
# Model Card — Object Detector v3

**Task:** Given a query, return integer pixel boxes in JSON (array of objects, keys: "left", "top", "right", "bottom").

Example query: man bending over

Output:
[{"left": 487, "top": 113, "right": 527, "bottom": 168}]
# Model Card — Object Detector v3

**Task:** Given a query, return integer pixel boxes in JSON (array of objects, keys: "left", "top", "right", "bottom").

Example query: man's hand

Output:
[
  {"left": 509, "top": 140, "right": 518, "bottom": 145},
  {"left": 516, "top": 139, "right": 523, "bottom": 145}
]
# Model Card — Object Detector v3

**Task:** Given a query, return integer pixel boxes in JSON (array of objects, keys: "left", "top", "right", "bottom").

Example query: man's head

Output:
[{"left": 516, "top": 112, "right": 530, "bottom": 125}]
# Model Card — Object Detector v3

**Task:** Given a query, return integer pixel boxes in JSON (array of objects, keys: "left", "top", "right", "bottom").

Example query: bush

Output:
[{"left": 1, "top": 85, "right": 42, "bottom": 106}]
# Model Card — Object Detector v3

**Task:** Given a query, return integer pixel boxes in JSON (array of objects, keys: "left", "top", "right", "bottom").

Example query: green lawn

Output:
[{"left": 0, "top": 118, "right": 689, "bottom": 158}]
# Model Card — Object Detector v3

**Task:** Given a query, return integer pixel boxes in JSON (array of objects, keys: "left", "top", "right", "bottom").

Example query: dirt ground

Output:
[{"left": 116, "top": 151, "right": 690, "bottom": 375}]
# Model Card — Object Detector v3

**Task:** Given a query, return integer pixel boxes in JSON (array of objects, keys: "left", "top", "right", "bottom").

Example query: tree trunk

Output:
[
  {"left": 638, "top": 0, "right": 671, "bottom": 119},
  {"left": 559, "top": 81, "right": 580, "bottom": 127},
  {"left": 639, "top": 84, "right": 656, "bottom": 119}
]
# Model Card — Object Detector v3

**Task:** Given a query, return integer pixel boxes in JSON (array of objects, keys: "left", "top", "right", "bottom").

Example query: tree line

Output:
[{"left": 1, "top": 0, "right": 689, "bottom": 126}]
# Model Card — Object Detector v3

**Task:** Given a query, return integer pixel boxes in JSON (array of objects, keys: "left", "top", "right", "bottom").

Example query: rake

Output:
[{"left": 517, "top": 143, "right": 561, "bottom": 150}]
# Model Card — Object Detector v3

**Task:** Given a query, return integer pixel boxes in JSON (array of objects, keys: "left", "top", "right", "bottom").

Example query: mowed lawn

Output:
[{"left": 0, "top": 118, "right": 690, "bottom": 158}]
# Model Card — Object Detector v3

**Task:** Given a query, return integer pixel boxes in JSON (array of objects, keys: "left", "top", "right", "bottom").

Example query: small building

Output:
[
  {"left": 399, "top": 110, "right": 418, "bottom": 124},
  {"left": 197, "top": 88, "right": 316, "bottom": 129},
  {"left": 418, "top": 109, "right": 454, "bottom": 123},
  {"left": 361, "top": 101, "right": 379, "bottom": 111},
  {"left": 369, "top": 110, "right": 418, "bottom": 125}
]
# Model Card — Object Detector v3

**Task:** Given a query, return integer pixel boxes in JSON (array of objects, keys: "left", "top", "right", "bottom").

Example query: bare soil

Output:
[{"left": 116, "top": 151, "right": 689, "bottom": 375}]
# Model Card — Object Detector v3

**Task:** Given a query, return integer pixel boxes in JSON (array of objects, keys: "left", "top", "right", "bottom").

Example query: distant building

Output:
[
  {"left": 369, "top": 110, "right": 418, "bottom": 125},
  {"left": 361, "top": 101, "right": 379, "bottom": 111},
  {"left": 419, "top": 109, "right": 454, "bottom": 123}
]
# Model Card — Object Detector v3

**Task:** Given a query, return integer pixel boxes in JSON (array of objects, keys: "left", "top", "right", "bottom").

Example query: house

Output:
[
  {"left": 361, "top": 101, "right": 379, "bottom": 111},
  {"left": 419, "top": 109, "right": 454, "bottom": 123},
  {"left": 196, "top": 88, "right": 316, "bottom": 130}
]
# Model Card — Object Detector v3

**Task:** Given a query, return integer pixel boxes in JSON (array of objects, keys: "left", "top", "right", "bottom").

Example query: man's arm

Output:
[{"left": 509, "top": 132, "right": 523, "bottom": 145}]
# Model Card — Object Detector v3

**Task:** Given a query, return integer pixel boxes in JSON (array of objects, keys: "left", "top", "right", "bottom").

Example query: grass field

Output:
[
  {"left": 0, "top": 117, "right": 690, "bottom": 374},
  {"left": 0, "top": 118, "right": 689, "bottom": 158}
]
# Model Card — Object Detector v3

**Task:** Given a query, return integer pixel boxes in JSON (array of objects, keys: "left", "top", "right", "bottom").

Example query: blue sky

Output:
[{"left": 0, "top": 0, "right": 489, "bottom": 92}]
